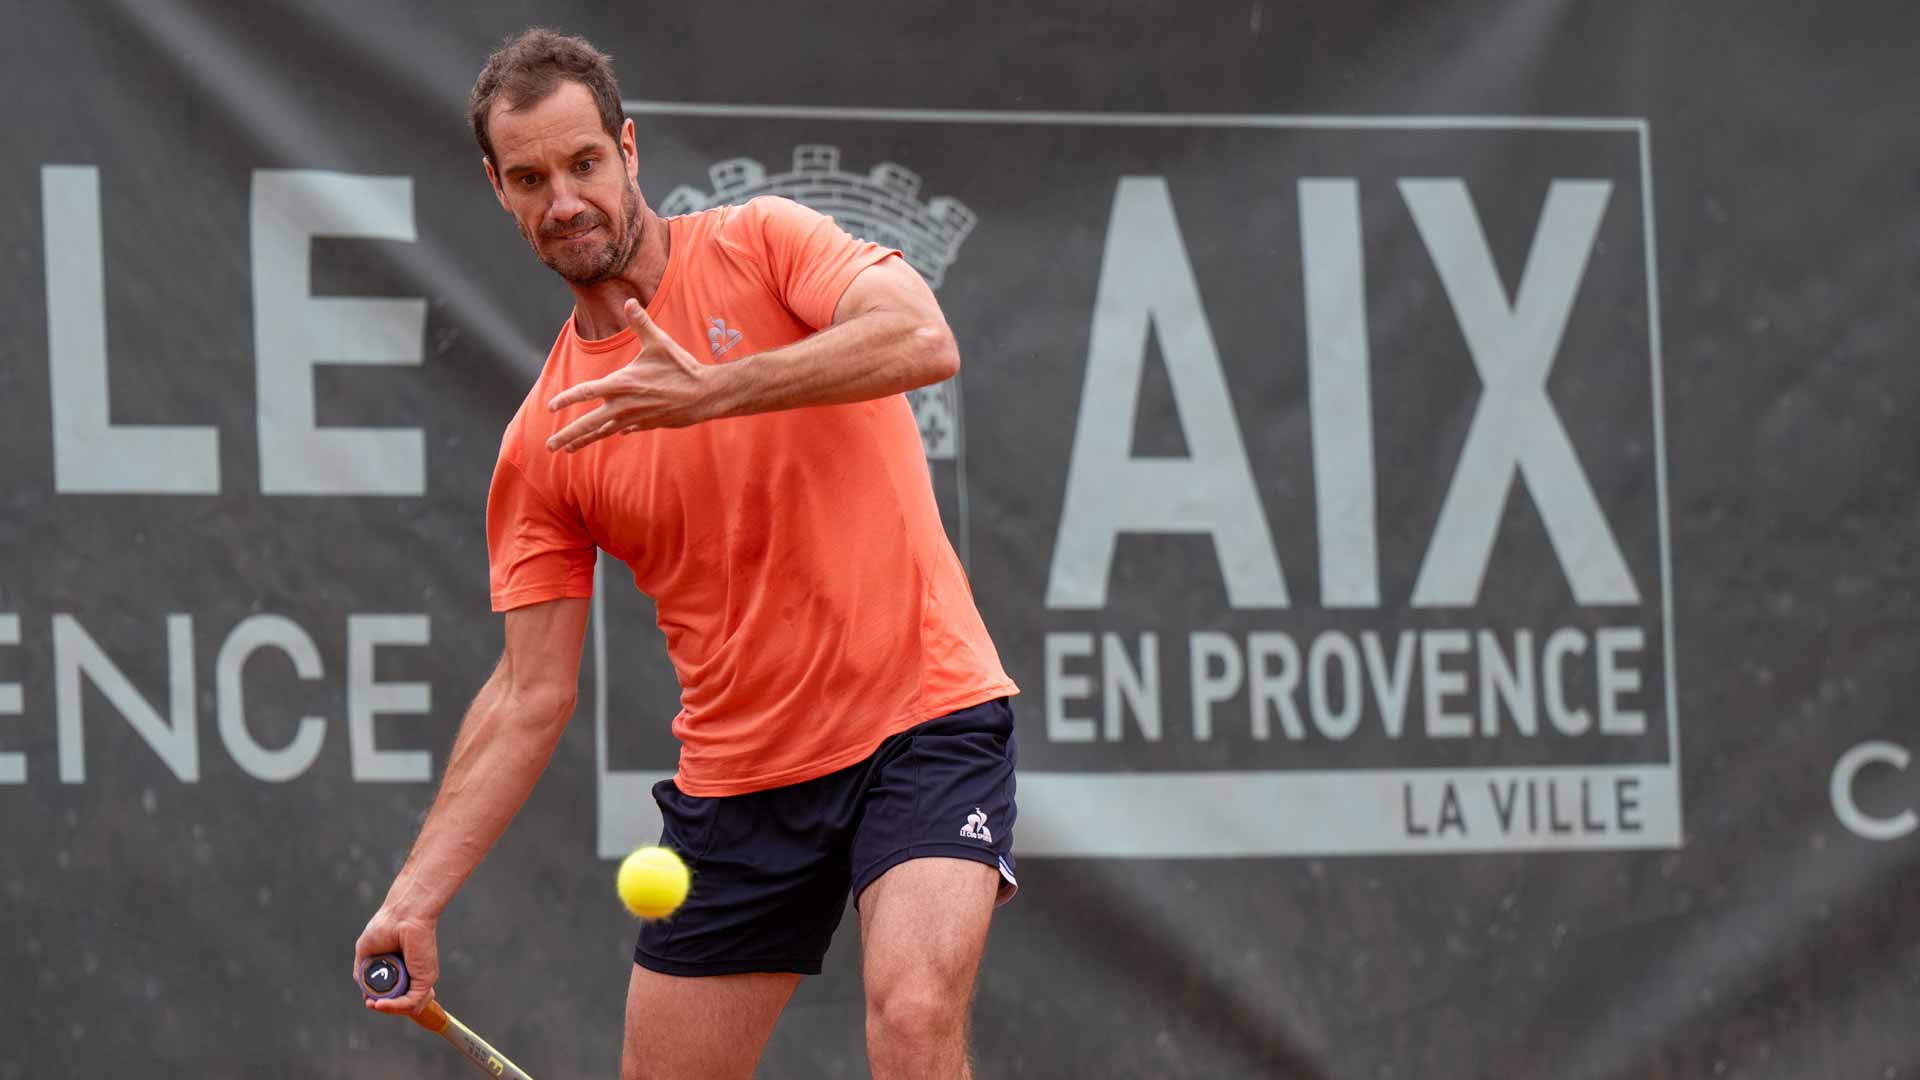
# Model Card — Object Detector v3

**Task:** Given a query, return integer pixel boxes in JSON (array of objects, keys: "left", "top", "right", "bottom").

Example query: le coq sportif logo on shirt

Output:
[{"left": 707, "top": 316, "right": 743, "bottom": 358}]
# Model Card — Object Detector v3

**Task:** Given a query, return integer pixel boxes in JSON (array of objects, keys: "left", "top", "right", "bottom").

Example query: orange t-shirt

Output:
[{"left": 486, "top": 196, "right": 1017, "bottom": 797}]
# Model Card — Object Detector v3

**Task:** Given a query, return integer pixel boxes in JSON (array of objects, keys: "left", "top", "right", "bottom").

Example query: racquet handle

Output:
[
  {"left": 358, "top": 954, "right": 537, "bottom": 1079},
  {"left": 359, "top": 953, "right": 409, "bottom": 999}
]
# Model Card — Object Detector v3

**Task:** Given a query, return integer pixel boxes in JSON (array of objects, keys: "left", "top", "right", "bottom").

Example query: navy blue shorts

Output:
[{"left": 634, "top": 697, "right": 1019, "bottom": 977}]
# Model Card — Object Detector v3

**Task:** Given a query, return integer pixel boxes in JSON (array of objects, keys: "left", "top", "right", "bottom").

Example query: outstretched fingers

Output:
[
  {"left": 539, "top": 300, "right": 697, "bottom": 453},
  {"left": 547, "top": 404, "right": 620, "bottom": 452},
  {"left": 625, "top": 297, "right": 672, "bottom": 347},
  {"left": 547, "top": 375, "right": 613, "bottom": 414}
]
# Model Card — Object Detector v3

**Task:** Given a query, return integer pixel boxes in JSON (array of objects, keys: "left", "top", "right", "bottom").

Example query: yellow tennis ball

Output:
[{"left": 617, "top": 845, "right": 690, "bottom": 920}]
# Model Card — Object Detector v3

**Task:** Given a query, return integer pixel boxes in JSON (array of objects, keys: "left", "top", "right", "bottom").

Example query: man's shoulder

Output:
[
  {"left": 684, "top": 195, "right": 805, "bottom": 220},
  {"left": 677, "top": 200, "right": 789, "bottom": 287},
  {"left": 670, "top": 199, "right": 745, "bottom": 240},
  {"left": 494, "top": 390, "right": 542, "bottom": 473},
  {"left": 697, "top": 196, "right": 825, "bottom": 246},
  {"left": 494, "top": 319, "right": 577, "bottom": 466}
]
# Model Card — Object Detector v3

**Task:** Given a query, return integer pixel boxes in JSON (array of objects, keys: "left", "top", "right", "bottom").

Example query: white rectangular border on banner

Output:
[
  {"left": 592, "top": 109, "right": 1681, "bottom": 860},
  {"left": 596, "top": 762, "right": 1681, "bottom": 859}
]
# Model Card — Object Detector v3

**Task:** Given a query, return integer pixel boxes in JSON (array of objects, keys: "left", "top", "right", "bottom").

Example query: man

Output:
[{"left": 352, "top": 28, "right": 1019, "bottom": 1080}]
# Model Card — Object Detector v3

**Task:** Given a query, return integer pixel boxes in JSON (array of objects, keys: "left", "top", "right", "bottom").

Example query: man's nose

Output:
[{"left": 546, "top": 177, "right": 588, "bottom": 223}]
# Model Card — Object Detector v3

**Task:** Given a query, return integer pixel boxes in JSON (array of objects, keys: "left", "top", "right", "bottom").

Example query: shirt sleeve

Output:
[
  {"left": 745, "top": 196, "right": 900, "bottom": 329},
  {"left": 486, "top": 449, "right": 597, "bottom": 612}
]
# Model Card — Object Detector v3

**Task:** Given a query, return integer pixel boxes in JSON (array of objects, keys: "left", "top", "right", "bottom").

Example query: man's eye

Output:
[
  {"left": 576, "top": 158, "right": 595, "bottom": 173},
  {"left": 518, "top": 174, "right": 540, "bottom": 188}
]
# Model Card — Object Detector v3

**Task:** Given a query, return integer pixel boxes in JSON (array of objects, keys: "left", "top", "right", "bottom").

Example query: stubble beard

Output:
[{"left": 531, "top": 181, "right": 645, "bottom": 285}]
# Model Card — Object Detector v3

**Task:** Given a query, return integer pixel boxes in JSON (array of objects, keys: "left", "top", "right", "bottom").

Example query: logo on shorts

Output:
[
  {"left": 960, "top": 807, "right": 993, "bottom": 843},
  {"left": 707, "top": 316, "right": 743, "bottom": 358}
]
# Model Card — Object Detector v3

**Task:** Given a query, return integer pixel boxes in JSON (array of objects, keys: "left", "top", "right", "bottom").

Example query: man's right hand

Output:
[{"left": 353, "top": 906, "right": 441, "bottom": 1017}]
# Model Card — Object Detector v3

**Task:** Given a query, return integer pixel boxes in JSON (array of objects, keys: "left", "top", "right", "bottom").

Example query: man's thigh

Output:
[
  {"left": 622, "top": 966, "right": 801, "bottom": 1080},
  {"left": 849, "top": 697, "right": 1020, "bottom": 910},
  {"left": 625, "top": 776, "right": 852, "bottom": 1076},
  {"left": 859, "top": 856, "right": 1000, "bottom": 983},
  {"left": 636, "top": 777, "right": 853, "bottom": 976}
]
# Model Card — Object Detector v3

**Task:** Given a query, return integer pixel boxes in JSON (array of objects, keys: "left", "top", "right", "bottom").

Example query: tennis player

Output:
[{"left": 351, "top": 27, "right": 1019, "bottom": 1080}]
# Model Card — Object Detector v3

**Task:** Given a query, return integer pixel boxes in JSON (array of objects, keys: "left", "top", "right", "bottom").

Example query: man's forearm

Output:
[
  {"left": 704, "top": 309, "right": 959, "bottom": 421},
  {"left": 381, "top": 677, "right": 574, "bottom": 921}
]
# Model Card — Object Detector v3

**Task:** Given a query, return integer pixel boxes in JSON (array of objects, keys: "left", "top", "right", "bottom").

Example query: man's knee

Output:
[{"left": 868, "top": 980, "right": 967, "bottom": 1052}]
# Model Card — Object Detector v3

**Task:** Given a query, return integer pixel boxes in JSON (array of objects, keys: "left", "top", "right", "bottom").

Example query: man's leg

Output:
[
  {"left": 622, "top": 967, "right": 801, "bottom": 1080},
  {"left": 860, "top": 857, "right": 1000, "bottom": 1080},
  {"left": 626, "top": 772, "right": 852, "bottom": 1077}
]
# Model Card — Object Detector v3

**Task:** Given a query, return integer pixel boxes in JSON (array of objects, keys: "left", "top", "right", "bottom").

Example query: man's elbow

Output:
[
  {"left": 534, "top": 687, "right": 578, "bottom": 729},
  {"left": 912, "top": 321, "right": 961, "bottom": 383},
  {"left": 504, "top": 682, "right": 578, "bottom": 733}
]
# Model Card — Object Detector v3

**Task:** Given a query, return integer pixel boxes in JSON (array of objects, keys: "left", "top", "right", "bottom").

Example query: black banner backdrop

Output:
[{"left": 3, "top": 2, "right": 1917, "bottom": 1076}]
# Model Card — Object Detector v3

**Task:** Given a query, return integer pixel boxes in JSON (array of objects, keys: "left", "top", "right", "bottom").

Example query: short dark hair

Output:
[{"left": 468, "top": 28, "right": 624, "bottom": 166}]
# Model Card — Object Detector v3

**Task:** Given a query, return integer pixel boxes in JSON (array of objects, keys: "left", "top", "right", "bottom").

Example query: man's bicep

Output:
[
  {"left": 500, "top": 597, "right": 591, "bottom": 696},
  {"left": 832, "top": 255, "right": 944, "bottom": 326},
  {"left": 748, "top": 196, "right": 898, "bottom": 327}
]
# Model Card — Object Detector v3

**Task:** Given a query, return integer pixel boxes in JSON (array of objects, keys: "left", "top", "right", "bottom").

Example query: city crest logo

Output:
[{"left": 660, "top": 145, "right": 976, "bottom": 460}]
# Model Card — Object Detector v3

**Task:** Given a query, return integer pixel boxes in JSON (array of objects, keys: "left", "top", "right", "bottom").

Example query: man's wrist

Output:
[
  {"left": 698, "top": 358, "right": 747, "bottom": 423},
  {"left": 382, "top": 876, "right": 446, "bottom": 923}
]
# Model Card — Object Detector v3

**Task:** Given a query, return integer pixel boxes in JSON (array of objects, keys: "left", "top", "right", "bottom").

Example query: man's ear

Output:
[
  {"left": 621, "top": 118, "right": 639, "bottom": 180},
  {"left": 482, "top": 155, "right": 510, "bottom": 212}
]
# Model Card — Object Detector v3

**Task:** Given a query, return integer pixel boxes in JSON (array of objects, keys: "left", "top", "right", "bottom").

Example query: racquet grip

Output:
[{"left": 411, "top": 999, "right": 452, "bottom": 1034}]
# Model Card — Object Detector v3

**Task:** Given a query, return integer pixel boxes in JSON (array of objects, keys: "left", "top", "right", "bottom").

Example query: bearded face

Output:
[
  {"left": 485, "top": 81, "right": 649, "bottom": 286},
  {"left": 525, "top": 177, "right": 643, "bottom": 284}
]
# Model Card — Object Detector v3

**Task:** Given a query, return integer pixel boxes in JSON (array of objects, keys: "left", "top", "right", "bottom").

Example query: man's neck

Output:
[{"left": 569, "top": 208, "right": 671, "bottom": 341}]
